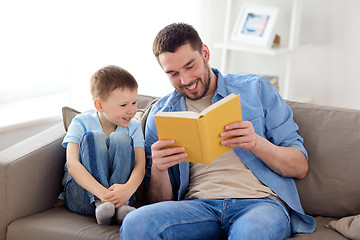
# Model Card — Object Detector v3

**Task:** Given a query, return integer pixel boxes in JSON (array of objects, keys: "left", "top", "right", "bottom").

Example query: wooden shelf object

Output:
[{"left": 215, "top": 0, "right": 310, "bottom": 100}]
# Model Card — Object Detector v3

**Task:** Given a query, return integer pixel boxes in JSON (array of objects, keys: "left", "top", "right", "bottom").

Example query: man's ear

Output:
[
  {"left": 94, "top": 98, "right": 103, "bottom": 112},
  {"left": 202, "top": 44, "right": 210, "bottom": 62}
]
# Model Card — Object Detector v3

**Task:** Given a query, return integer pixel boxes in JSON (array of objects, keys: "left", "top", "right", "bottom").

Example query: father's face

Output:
[{"left": 158, "top": 43, "right": 211, "bottom": 100}]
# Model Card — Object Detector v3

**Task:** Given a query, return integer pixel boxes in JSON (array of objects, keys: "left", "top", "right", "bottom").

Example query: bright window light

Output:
[{"left": 0, "top": 0, "right": 202, "bottom": 129}]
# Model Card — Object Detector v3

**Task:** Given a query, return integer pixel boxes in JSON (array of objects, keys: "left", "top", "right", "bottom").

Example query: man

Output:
[{"left": 120, "top": 23, "right": 315, "bottom": 239}]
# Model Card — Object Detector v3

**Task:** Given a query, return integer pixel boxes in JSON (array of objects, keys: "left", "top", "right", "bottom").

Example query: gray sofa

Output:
[{"left": 1, "top": 94, "right": 359, "bottom": 240}]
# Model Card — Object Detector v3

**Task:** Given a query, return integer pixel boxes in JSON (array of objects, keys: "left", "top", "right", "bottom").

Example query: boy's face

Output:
[
  {"left": 158, "top": 43, "right": 212, "bottom": 100},
  {"left": 98, "top": 87, "right": 138, "bottom": 128}
]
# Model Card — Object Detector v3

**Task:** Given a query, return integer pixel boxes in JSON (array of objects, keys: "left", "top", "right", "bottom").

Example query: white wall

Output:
[
  {"left": 68, "top": 0, "right": 204, "bottom": 111},
  {"left": 4, "top": 0, "right": 358, "bottom": 113},
  {"left": 0, "top": 0, "right": 205, "bottom": 150},
  {"left": 206, "top": 0, "right": 360, "bottom": 110},
  {"left": 291, "top": 0, "right": 360, "bottom": 110}
]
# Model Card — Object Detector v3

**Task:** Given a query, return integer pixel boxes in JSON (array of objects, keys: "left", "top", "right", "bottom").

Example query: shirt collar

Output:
[{"left": 212, "top": 68, "right": 228, "bottom": 103}]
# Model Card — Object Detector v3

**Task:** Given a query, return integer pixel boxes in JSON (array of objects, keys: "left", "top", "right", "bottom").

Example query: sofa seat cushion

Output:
[
  {"left": 290, "top": 216, "right": 348, "bottom": 239},
  {"left": 7, "top": 207, "right": 120, "bottom": 240},
  {"left": 7, "top": 208, "right": 346, "bottom": 240}
]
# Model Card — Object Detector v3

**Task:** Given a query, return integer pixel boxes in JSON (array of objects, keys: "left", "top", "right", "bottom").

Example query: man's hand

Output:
[
  {"left": 220, "top": 121, "right": 258, "bottom": 151},
  {"left": 151, "top": 139, "right": 187, "bottom": 171},
  {"left": 220, "top": 120, "right": 308, "bottom": 179},
  {"left": 147, "top": 139, "right": 186, "bottom": 203}
]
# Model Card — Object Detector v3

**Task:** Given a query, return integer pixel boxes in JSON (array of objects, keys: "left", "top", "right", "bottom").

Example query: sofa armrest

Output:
[{"left": 0, "top": 123, "right": 66, "bottom": 240}]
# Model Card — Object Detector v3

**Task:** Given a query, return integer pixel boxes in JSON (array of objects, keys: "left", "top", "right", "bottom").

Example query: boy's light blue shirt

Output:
[
  {"left": 144, "top": 68, "right": 316, "bottom": 234},
  {"left": 59, "top": 112, "right": 144, "bottom": 200},
  {"left": 63, "top": 112, "right": 144, "bottom": 149}
]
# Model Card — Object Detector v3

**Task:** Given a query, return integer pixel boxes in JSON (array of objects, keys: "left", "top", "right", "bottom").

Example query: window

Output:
[{"left": 0, "top": 0, "right": 203, "bottom": 130}]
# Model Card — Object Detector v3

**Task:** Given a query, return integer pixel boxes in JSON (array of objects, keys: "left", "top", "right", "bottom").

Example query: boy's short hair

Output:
[
  {"left": 90, "top": 65, "right": 138, "bottom": 100},
  {"left": 152, "top": 23, "right": 203, "bottom": 60}
]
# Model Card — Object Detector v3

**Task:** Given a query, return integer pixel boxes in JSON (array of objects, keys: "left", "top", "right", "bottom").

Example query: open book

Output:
[{"left": 155, "top": 93, "right": 242, "bottom": 165}]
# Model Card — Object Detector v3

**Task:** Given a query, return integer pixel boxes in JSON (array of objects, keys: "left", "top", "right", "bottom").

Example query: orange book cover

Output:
[{"left": 155, "top": 93, "right": 242, "bottom": 165}]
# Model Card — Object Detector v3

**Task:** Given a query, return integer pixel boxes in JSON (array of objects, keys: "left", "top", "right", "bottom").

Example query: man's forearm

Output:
[
  {"left": 146, "top": 166, "right": 173, "bottom": 203},
  {"left": 253, "top": 135, "right": 308, "bottom": 179}
]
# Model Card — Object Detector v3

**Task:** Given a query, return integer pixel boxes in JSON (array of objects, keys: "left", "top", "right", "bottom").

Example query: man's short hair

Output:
[
  {"left": 152, "top": 23, "right": 203, "bottom": 60},
  {"left": 90, "top": 65, "right": 138, "bottom": 100}
]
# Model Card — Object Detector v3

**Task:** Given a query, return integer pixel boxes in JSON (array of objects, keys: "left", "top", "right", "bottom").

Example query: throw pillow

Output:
[
  {"left": 62, "top": 106, "right": 81, "bottom": 132},
  {"left": 325, "top": 214, "right": 360, "bottom": 239}
]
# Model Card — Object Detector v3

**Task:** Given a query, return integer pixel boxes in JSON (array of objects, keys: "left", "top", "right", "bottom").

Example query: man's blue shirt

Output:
[{"left": 144, "top": 68, "right": 315, "bottom": 233}]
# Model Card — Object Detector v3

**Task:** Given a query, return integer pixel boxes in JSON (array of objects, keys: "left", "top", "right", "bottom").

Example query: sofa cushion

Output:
[
  {"left": 7, "top": 207, "right": 120, "bottom": 240},
  {"left": 62, "top": 106, "right": 81, "bottom": 132},
  {"left": 288, "top": 101, "right": 360, "bottom": 218}
]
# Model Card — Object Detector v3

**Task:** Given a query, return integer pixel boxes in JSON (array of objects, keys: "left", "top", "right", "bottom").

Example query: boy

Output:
[{"left": 60, "top": 65, "right": 145, "bottom": 225}]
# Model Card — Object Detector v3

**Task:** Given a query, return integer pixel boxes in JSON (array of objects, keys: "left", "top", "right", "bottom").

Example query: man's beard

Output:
[{"left": 178, "top": 63, "right": 211, "bottom": 101}]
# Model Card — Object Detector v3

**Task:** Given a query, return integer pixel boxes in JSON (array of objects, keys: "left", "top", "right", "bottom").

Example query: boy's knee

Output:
[
  {"left": 109, "top": 132, "right": 133, "bottom": 147},
  {"left": 83, "top": 131, "right": 107, "bottom": 141},
  {"left": 80, "top": 131, "right": 107, "bottom": 147}
]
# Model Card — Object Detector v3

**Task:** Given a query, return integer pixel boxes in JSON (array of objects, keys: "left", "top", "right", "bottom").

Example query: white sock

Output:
[
  {"left": 115, "top": 204, "right": 136, "bottom": 224},
  {"left": 95, "top": 201, "right": 115, "bottom": 225}
]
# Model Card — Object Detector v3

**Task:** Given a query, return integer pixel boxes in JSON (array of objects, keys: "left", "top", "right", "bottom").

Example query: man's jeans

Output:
[
  {"left": 120, "top": 197, "right": 291, "bottom": 240},
  {"left": 65, "top": 131, "right": 135, "bottom": 216}
]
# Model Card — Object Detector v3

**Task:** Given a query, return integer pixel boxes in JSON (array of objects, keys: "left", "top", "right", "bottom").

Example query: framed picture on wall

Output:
[{"left": 231, "top": 4, "right": 279, "bottom": 48}]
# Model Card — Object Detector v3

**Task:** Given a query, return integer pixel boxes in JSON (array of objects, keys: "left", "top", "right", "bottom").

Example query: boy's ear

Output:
[{"left": 94, "top": 98, "right": 103, "bottom": 112}]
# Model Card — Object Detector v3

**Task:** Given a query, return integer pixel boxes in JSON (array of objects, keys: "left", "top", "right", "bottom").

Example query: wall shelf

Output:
[
  {"left": 214, "top": 42, "right": 290, "bottom": 56},
  {"left": 215, "top": 0, "right": 311, "bottom": 100}
]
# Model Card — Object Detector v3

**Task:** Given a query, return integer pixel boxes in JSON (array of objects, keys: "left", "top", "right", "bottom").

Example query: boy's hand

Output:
[
  {"left": 98, "top": 188, "right": 112, "bottom": 203},
  {"left": 103, "top": 183, "right": 133, "bottom": 208}
]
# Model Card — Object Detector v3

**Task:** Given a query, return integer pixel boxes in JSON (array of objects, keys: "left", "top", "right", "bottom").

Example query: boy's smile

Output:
[{"left": 96, "top": 87, "right": 138, "bottom": 131}]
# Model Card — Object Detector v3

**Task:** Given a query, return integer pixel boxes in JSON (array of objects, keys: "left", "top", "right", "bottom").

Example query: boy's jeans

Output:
[
  {"left": 65, "top": 131, "right": 135, "bottom": 216},
  {"left": 120, "top": 197, "right": 291, "bottom": 240}
]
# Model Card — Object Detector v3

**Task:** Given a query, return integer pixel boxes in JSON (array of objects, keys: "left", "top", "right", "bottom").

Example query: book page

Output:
[
  {"left": 155, "top": 111, "right": 199, "bottom": 119},
  {"left": 200, "top": 93, "right": 237, "bottom": 116},
  {"left": 197, "top": 93, "right": 242, "bottom": 164}
]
